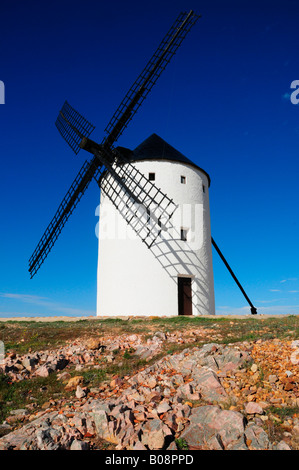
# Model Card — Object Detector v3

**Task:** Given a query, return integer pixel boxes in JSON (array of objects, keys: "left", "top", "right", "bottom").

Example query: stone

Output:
[
  {"left": 110, "top": 377, "right": 123, "bottom": 388},
  {"left": 147, "top": 428, "right": 165, "bottom": 450},
  {"left": 141, "top": 419, "right": 166, "bottom": 449},
  {"left": 57, "top": 371, "right": 71, "bottom": 383},
  {"left": 146, "top": 376, "right": 157, "bottom": 389},
  {"left": 70, "top": 439, "right": 90, "bottom": 450},
  {"left": 227, "top": 436, "right": 249, "bottom": 451},
  {"left": 0, "top": 424, "right": 12, "bottom": 436},
  {"left": 290, "top": 349, "right": 299, "bottom": 365},
  {"left": 65, "top": 376, "right": 84, "bottom": 391},
  {"left": 245, "top": 402, "right": 264, "bottom": 415},
  {"left": 156, "top": 402, "right": 171, "bottom": 414},
  {"left": 9, "top": 409, "right": 29, "bottom": 417},
  {"left": 193, "top": 368, "right": 229, "bottom": 403},
  {"left": 209, "top": 410, "right": 246, "bottom": 447},
  {"left": 76, "top": 385, "right": 87, "bottom": 399},
  {"left": 244, "top": 424, "right": 271, "bottom": 450},
  {"left": 22, "top": 357, "right": 37, "bottom": 372},
  {"left": 35, "top": 365, "right": 54, "bottom": 378},
  {"left": 183, "top": 405, "right": 246, "bottom": 450},
  {"left": 179, "top": 425, "right": 208, "bottom": 449},
  {"left": 133, "top": 440, "right": 147, "bottom": 450},
  {"left": 275, "top": 440, "right": 291, "bottom": 450},
  {"left": 86, "top": 338, "right": 102, "bottom": 350},
  {"left": 91, "top": 409, "right": 117, "bottom": 444},
  {"left": 268, "top": 374, "right": 278, "bottom": 383}
]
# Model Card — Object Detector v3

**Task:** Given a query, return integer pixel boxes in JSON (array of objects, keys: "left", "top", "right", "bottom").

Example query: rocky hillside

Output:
[{"left": 0, "top": 316, "right": 298, "bottom": 450}]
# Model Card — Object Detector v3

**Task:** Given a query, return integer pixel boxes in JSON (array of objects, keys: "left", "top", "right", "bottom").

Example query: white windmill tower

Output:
[
  {"left": 97, "top": 133, "right": 215, "bottom": 316},
  {"left": 29, "top": 11, "right": 257, "bottom": 316}
]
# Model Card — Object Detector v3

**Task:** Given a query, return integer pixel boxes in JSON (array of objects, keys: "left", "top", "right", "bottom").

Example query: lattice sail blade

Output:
[
  {"left": 97, "top": 150, "right": 177, "bottom": 248},
  {"left": 55, "top": 101, "right": 96, "bottom": 154},
  {"left": 102, "top": 10, "right": 200, "bottom": 148},
  {"left": 29, "top": 157, "right": 104, "bottom": 278}
]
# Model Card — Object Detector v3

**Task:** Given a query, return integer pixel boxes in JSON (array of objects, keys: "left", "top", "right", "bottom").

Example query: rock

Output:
[
  {"left": 0, "top": 424, "right": 12, "bottom": 436},
  {"left": 70, "top": 439, "right": 90, "bottom": 450},
  {"left": 180, "top": 405, "right": 246, "bottom": 450},
  {"left": 65, "top": 376, "right": 84, "bottom": 391},
  {"left": 86, "top": 338, "right": 102, "bottom": 350},
  {"left": 179, "top": 424, "right": 208, "bottom": 449},
  {"left": 156, "top": 402, "right": 171, "bottom": 415},
  {"left": 275, "top": 440, "right": 291, "bottom": 450},
  {"left": 91, "top": 409, "right": 117, "bottom": 444},
  {"left": 110, "top": 377, "right": 124, "bottom": 388},
  {"left": 193, "top": 368, "right": 229, "bottom": 403},
  {"left": 141, "top": 419, "right": 168, "bottom": 450},
  {"left": 290, "top": 349, "right": 299, "bottom": 365},
  {"left": 57, "top": 371, "right": 71, "bottom": 383},
  {"left": 244, "top": 424, "right": 271, "bottom": 450},
  {"left": 41, "top": 401, "right": 52, "bottom": 410},
  {"left": 245, "top": 402, "right": 264, "bottom": 415},
  {"left": 10, "top": 408, "right": 28, "bottom": 416},
  {"left": 251, "top": 364, "right": 258, "bottom": 373},
  {"left": 133, "top": 346, "right": 155, "bottom": 360},
  {"left": 1, "top": 339, "right": 297, "bottom": 451},
  {"left": 133, "top": 440, "right": 147, "bottom": 450},
  {"left": 268, "top": 374, "right": 278, "bottom": 383},
  {"left": 76, "top": 385, "right": 87, "bottom": 399},
  {"left": 146, "top": 376, "right": 157, "bottom": 389},
  {"left": 21, "top": 357, "right": 37, "bottom": 372},
  {"left": 35, "top": 364, "right": 54, "bottom": 377}
]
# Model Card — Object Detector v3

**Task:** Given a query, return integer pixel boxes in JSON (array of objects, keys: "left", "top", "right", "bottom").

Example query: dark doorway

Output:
[{"left": 178, "top": 277, "right": 193, "bottom": 316}]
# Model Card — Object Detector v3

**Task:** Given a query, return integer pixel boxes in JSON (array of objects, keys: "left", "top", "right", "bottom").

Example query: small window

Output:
[
  {"left": 149, "top": 172, "right": 155, "bottom": 181},
  {"left": 202, "top": 184, "right": 206, "bottom": 193},
  {"left": 180, "top": 228, "right": 188, "bottom": 241},
  {"left": 181, "top": 175, "right": 186, "bottom": 184}
]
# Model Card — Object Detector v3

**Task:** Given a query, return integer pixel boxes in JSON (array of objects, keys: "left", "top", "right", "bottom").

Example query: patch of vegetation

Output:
[
  {"left": 1, "top": 315, "right": 298, "bottom": 356},
  {"left": 175, "top": 437, "right": 189, "bottom": 450},
  {"left": 266, "top": 406, "right": 299, "bottom": 421},
  {"left": 81, "top": 369, "right": 107, "bottom": 387},
  {"left": 0, "top": 372, "right": 71, "bottom": 424}
]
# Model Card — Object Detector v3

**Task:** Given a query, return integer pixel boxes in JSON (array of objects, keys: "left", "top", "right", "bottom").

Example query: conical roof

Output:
[{"left": 117, "top": 133, "right": 210, "bottom": 186}]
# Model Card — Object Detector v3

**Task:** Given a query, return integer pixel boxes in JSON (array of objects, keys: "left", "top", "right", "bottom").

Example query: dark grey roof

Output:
[{"left": 116, "top": 133, "right": 210, "bottom": 186}]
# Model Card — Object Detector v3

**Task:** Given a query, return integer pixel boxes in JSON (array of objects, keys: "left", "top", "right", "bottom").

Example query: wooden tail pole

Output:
[{"left": 211, "top": 237, "right": 257, "bottom": 315}]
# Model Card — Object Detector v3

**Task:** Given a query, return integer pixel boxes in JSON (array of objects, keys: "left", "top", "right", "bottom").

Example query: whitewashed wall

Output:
[{"left": 97, "top": 159, "right": 215, "bottom": 316}]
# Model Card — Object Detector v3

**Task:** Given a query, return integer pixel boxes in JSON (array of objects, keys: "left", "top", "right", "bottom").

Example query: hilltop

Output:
[{"left": 0, "top": 315, "right": 298, "bottom": 450}]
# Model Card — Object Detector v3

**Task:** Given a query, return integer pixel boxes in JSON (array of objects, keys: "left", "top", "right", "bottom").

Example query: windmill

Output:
[{"left": 29, "top": 10, "right": 257, "bottom": 316}]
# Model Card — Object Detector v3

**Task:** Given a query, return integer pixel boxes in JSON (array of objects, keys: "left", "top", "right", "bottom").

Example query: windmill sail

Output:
[
  {"left": 102, "top": 10, "right": 200, "bottom": 149},
  {"left": 29, "top": 157, "right": 104, "bottom": 278},
  {"left": 55, "top": 101, "right": 96, "bottom": 154},
  {"left": 29, "top": 11, "right": 200, "bottom": 277},
  {"left": 96, "top": 148, "right": 177, "bottom": 247}
]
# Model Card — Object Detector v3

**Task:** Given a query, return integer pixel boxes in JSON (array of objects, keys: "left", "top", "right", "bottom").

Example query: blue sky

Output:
[{"left": 0, "top": 0, "right": 298, "bottom": 317}]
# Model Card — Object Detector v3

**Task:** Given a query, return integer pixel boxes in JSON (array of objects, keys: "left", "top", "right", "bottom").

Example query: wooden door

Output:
[{"left": 178, "top": 277, "right": 193, "bottom": 316}]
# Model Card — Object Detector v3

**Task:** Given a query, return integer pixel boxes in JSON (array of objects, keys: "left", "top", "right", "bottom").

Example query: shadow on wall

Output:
[
  {"left": 99, "top": 164, "right": 214, "bottom": 315},
  {"left": 150, "top": 223, "right": 213, "bottom": 315}
]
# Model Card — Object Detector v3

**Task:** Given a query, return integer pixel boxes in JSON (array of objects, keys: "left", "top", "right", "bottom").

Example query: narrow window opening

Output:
[
  {"left": 181, "top": 175, "right": 186, "bottom": 184},
  {"left": 202, "top": 184, "right": 206, "bottom": 193},
  {"left": 149, "top": 172, "right": 155, "bottom": 181},
  {"left": 180, "top": 228, "right": 188, "bottom": 241}
]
